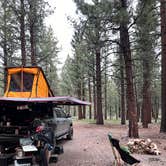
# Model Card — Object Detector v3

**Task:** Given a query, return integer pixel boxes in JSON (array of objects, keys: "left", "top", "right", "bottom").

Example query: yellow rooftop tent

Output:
[{"left": 4, "top": 67, "right": 54, "bottom": 98}]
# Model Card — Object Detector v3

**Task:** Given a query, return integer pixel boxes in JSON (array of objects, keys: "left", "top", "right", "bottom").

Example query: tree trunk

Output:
[
  {"left": 20, "top": 0, "right": 26, "bottom": 66},
  {"left": 93, "top": 74, "right": 97, "bottom": 119},
  {"left": 73, "top": 106, "right": 76, "bottom": 117},
  {"left": 2, "top": 2, "right": 8, "bottom": 91},
  {"left": 88, "top": 77, "right": 92, "bottom": 119},
  {"left": 82, "top": 80, "right": 86, "bottom": 119},
  {"left": 78, "top": 105, "right": 83, "bottom": 120},
  {"left": 120, "top": 0, "right": 139, "bottom": 138},
  {"left": 3, "top": 40, "right": 7, "bottom": 92},
  {"left": 154, "top": 96, "right": 159, "bottom": 123},
  {"left": 137, "top": 102, "right": 141, "bottom": 122},
  {"left": 110, "top": 106, "right": 112, "bottom": 120},
  {"left": 160, "top": 0, "right": 166, "bottom": 132},
  {"left": 29, "top": 0, "right": 36, "bottom": 65},
  {"left": 96, "top": 48, "right": 104, "bottom": 124},
  {"left": 142, "top": 60, "right": 152, "bottom": 128},
  {"left": 77, "top": 85, "right": 83, "bottom": 120},
  {"left": 120, "top": 52, "right": 126, "bottom": 124},
  {"left": 30, "top": 22, "right": 36, "bottom": 65},
  {"left": 104, "top": 59, "right": 107, "bottom": 120},
  {"left": 115, "top": 104, "right": 118, "bottom": 120}
]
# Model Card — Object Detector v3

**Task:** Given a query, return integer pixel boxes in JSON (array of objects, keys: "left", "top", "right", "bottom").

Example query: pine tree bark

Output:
[
  {"left": 88, "top": 77, "right": 92, "bottom": 119},
  {"left": 20, "top": 0, "right": 26, "bottom": 66},
  {"left": 78, "top": 105, "right": 83, "bottom": 120},
  {"left": 120, "top": 52, "right": 126, "bottom": 124},
  {"left": 96, "top": 48, "right": 104, "bottom": 124},
  {"left": 142, "top": 60, "right": 152, "bottom": 128},
  {"left": 93, "top": 72, "right": 97, "bottom": 119},
  {"left": 120, "top": 0, "right": 139, "bottom": 138},
  {"left": 115, "top": 104, "right": 118, "bottom": 120},
  {"left": 73, "top": 106, "right": 76, "bottom": 117},
  {"left": 30, "top": 22, "right": 36, "bottom": 65},
  {"left": 160, "top": 0, "right": 166, "bottom": 132},
  {"left": 3, "top": 39, "right": 7, "bottom": 92},
  {"left": 154, "top": 96, "right": 159, "bottom": 123},
  {"left": 2, "top": 1, "right": 8, "bottom": 91},
  {"left": 82, "top": 80, "right": 86, "bottom": 119},
  {"left": 134, "top": 82, "right": 140, "bottom": 122},
  {"left": 29, "top": 0, "right": 36, "bottom": 66},
  {"left": 110, "top": 106, "right": 112, "bottom": 120},
  {"left": 77, "top": 85, "right": 83, "bottom": 120},
  {"left": 104, "top": 61, "right": 107, "bottom": 120}
]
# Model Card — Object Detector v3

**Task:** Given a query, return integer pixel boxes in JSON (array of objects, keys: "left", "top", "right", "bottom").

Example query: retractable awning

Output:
[{"left": 0, "top": 96, "right": 91, "bottom": 105}]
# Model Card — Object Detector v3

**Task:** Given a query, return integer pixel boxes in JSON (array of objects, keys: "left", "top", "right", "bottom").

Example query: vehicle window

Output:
[
  {"left": 53, "top": 107, "right": 66, "bottom": 118},
  {"left": 60, "top": 111, "right": 66, "bottom": 118},
  {"left": 9, "top": 72, "right": 34, "bottom": 92},
  {"left": 41, "top": 110, "right": 53, "bottom": 119},
  {"left": 55, "top": 110, "right": 62, "bottom": 118}
]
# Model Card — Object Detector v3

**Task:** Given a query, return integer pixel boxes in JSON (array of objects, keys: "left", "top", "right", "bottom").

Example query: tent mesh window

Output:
[{"left": 9, "top": 72, "right": 34, "bottom": 92}]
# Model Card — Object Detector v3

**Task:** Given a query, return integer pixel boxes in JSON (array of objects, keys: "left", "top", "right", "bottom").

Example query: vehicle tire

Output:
[{"left": 66, "top": 126, "right": 73, "bottom": 140}]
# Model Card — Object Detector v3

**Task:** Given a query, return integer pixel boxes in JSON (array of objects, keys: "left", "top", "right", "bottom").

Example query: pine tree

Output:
[
  {"left": 160, "top": 0, "right": 166, "bottom": 132},
  {"left": 135, "top": 0, "right": 158, "bottom": 128}
]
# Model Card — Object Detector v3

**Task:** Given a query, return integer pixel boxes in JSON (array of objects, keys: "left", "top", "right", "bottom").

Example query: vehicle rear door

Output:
[
  {"left": 59, "top": 110, "right": 69, "bottom": 133},
  {"left": 53, "top": 108, "right": 65, "bottom": 137}
]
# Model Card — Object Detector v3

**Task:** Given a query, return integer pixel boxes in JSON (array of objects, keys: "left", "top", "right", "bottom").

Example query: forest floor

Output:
[{"left": 54, "top": 121, "right": 166, "bottom": 166}]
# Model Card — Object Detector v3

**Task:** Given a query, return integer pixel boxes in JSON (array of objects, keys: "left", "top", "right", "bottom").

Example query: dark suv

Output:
[{"left": 0, "top": 103, "right": 73, "bottom": 154}]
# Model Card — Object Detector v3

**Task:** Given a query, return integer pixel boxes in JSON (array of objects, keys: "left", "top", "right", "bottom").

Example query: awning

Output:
[{"left": 0, "top": 96, "right": 91, "bottom": 105}]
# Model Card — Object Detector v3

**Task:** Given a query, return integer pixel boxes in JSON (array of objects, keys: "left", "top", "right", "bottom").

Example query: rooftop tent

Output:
[{"left": 4, "top": 67, "right": 54, "bottom": 98}]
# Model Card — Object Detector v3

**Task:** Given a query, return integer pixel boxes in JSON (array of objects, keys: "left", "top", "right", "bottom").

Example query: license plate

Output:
[{"left": 22, "top": 145, "right": 38, "bottom": 152}]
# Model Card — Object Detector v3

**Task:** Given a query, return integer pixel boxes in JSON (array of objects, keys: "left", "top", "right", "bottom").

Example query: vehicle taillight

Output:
[{"left": 35, "top": 126, "right": 44, "bottom": 133}]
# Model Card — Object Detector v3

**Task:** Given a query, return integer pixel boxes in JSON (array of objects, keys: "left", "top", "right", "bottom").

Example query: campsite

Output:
[
  {"left": 0, "top": 0, "right": 166, "bottom": 165},
  {"left": 55, "top": 121, "right": 166, "bottom": 166}
]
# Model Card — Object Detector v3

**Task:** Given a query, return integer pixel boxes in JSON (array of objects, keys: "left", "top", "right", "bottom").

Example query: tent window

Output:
[{"left": 9, "top": 72, "right": 34, "bottom": 92}]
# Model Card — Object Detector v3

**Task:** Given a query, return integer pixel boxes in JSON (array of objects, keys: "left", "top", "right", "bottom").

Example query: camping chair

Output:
[{"left": 108, "top": 133, "right": 140, "bottom": 166}]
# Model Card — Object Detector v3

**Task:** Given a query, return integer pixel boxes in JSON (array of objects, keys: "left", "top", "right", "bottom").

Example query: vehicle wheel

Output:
[{"left": 67, "top": 126, "right": 73, "bottom": 140}]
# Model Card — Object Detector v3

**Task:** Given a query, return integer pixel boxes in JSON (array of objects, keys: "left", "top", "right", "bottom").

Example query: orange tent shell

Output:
[{"left": 4, "top": 67, "right": 54, "bottom": 98}]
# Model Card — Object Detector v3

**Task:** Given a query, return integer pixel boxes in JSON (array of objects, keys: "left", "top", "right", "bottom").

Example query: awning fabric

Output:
[{"left": 0, "top": 96, "right": 91, "bottom": 105}]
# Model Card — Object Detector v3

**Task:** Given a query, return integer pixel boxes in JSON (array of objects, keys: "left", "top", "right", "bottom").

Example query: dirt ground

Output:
[{"left": 54, "top": 121, "right": 166, "bottom": 166}]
